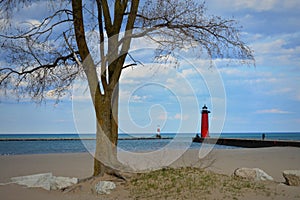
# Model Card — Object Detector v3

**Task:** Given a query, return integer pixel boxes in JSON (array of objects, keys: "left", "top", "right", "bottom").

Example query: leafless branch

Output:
[
  {"left": 0, "top": 52, "right": 77, "bottom": 77},
  {"left": 0, "top": 0, "right": 254, "bottom": 103},
  {"left": 131, "top": 0, "right": 254, "bottom": 64}
]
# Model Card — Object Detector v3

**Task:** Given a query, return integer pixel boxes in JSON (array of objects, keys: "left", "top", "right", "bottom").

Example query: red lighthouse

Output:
[{"left": 201, "top": 105, "right": 210, "bottom": 138}]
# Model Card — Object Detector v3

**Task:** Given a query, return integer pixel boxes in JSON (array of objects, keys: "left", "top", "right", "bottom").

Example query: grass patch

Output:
[{"left": 128, "top": 167, "right": 270, "bottom": 199}]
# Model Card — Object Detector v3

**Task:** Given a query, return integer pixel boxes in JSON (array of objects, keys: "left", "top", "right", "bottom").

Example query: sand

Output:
[{"left": 0, "top": 147, "right": 300, "bottom": 199}]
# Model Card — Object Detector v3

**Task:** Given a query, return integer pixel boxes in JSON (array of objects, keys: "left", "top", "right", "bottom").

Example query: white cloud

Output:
[
  {"left": 235, "top": 0, "right": 277, "bottom": 11},
  {"left": 255, "top": 109, "right": 291, "bottom": 114},
  {"left": 71, "top": 81, "right": 91, "bottom": 102},
  {"left": 121, "top": 63, "right": 172, "bottom": 80},
  {"left": 24, "top": 19, "right": 41, "bottom": 27},
  {"left": 266, "top": 87, "right": 293, "bottom": 95},
  {"left": 208, "top": 0, "right": 300, "bottom": 12},
  {"left": 130, "top": 95, "right": 148, "bottom": 103},
  {"left": 249, "top": 33, "right": 300, "bottom": 67},
  {"left": 130, "top": 36, "right": 159, "bottom": 51},
  {"left": 120, "top": 79, "right": 139, "bottom": 85},
  {"left": 254, "top": 39, "right": 285, "bottom": 54},
  {"left": 181, "top": 68, "right": 197, "bottom": 78}
]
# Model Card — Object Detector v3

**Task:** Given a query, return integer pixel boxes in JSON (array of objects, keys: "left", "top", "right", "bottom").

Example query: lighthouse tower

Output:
[{"left": 201, "top": 105, "right": 210, "bottom": 138}]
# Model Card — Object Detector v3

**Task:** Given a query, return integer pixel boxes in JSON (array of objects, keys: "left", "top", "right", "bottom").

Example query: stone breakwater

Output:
[
  {"left": 0, "top": 137, "right": 173, "bottom": 141},
  {"left": 192, "top": 137, "right": 300, "bottom": 148}
]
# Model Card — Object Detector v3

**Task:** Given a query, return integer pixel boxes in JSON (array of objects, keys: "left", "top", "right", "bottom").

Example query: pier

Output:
[
  {"left": 0, "top": 137, "right": 173, "bottom": 141},
  {"left": 192, "top": 137, "right": 300, "bottom": 148},
  {"left": 119, "top": 137, "right": 172, "bottom": 140}
]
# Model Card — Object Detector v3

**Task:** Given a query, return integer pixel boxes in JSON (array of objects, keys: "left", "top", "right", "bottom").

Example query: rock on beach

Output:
[
  {"left": 283, "top": 170, "right": 300, "bottom": 186},
  {"left": 95, "top": 181, "right": 116, "bottom": 194},
  {"left": 233, "top": 168, "right": 274, "bottom": 181},
  {"left": 10, "top": 173, "right": 78, "bottom": 191}
]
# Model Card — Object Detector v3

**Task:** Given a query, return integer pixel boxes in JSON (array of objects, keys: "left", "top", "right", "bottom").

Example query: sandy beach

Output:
[{"left": 1, "top": 147, "right": 300, "bottom": 199}]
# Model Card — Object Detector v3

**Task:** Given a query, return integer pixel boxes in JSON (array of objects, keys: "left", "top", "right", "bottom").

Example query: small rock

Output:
[
  {"left": 50, "top": 176, "right": 78, "bottom": 190},
  {"left": 234, "top": 168, "right": 274, "bottom": 181},
  {"left": 95, "top": 181, "right": 116, "bottom": 194},
  {"left": 283, "top": 170, "right": 300, "bottom": 186}
]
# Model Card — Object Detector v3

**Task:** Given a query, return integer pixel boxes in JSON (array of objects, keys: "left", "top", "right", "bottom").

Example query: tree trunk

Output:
[
  {"left": 72, "top": 0, "right": 138, "bottom": 177},
  {"left": 93, "top": 84, "right": 120, "bottom": 176}
]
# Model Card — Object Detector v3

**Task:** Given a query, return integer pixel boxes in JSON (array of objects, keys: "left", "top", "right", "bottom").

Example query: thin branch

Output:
[
  {"left": 0, "top": 52, "right": 77, "bottom": 84},
  {"left": 127, "top": 53, "right": 144, "bottom": 66},
  {"left": 25, "top": 37, "right": 43, "bottom": 66},
  {"left": 63, "top": 32, "right": 82, "bottom": 66},
  {"left": 0, "top": 9, "right": 73, "bottom": 40},
  {"left": 122, "top": 63, "right": 137, "bottom": 70}
]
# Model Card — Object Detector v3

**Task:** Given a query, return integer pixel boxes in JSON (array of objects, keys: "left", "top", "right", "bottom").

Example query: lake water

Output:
[{"left": 0, "top": 132, "right": 299, "bottom": 155}]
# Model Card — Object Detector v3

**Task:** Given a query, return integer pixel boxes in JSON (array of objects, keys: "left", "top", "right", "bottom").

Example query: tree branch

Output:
[
  {"left": 101, "top": 0, "right": 113, "bottom": 35},
  {"left": 0, "top": 52, "right": 77, "bottom": 82},
  {"left": 109, "top": 0, "right": 139, "bottom": 86},
  {"left": 122, "top": 63, "right": 137, "bottom": 70},
  {"left": 96, "top": 0, "right": 108, "bottom": 92},
  {"left": 72, "top": 0, "right": 104, "bottom": 112},
  {"left": 0, "top": 9, "right": 73, "bottom": 41}
]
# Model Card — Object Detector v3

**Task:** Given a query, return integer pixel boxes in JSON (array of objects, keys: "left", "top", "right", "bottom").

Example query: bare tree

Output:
[{"left": 0, "top": 0, "right": 254, "bottom": 177}]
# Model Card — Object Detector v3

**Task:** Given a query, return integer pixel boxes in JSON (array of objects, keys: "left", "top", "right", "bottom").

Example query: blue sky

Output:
[{"left": 0, "top": 0, "right": 300, "bottom": 134}]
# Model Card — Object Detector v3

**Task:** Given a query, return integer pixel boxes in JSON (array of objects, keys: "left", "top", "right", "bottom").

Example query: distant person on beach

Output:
[{"left": 262, "top": 133, "right": 266, "bottom": 140}]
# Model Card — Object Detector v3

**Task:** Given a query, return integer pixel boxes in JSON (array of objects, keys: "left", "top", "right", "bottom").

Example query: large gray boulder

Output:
[
  {"left": 95, "top": 181, "right": 116, "bottom": 194},
  {"left": 10, "top": 173, "right": 78, "bottom": 190},
  {"left": 283, "top": 170, "right": 300, "bottom": 186},
  {"left": 11, "top": 173, "right": 53, "bottom": 190},
  {"left": 234, "top": 168, "right": 274, "bottom": 181}
]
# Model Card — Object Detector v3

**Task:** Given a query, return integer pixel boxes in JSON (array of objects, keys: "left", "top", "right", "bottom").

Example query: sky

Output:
[{"left": 0, "top": 0, "right": 300, "bottom": 134}]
